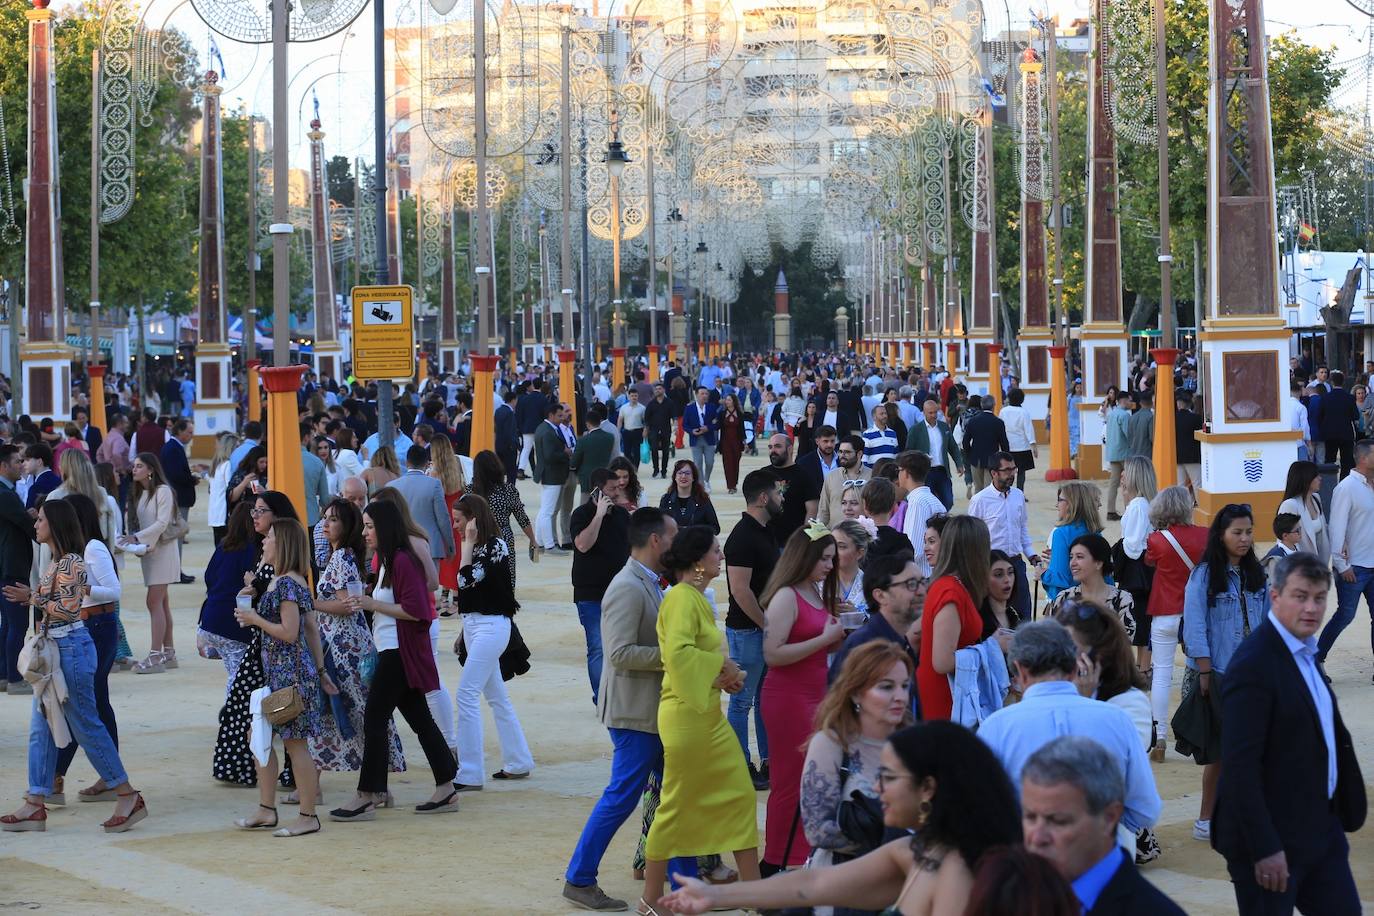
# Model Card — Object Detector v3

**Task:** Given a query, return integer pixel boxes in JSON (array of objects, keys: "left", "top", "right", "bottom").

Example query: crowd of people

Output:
[{"left": 0, "top": 348, "right": 1366, "bottom": 916}]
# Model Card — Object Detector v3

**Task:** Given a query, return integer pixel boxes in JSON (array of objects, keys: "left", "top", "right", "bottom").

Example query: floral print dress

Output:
[
  {"left": 309, "top": 548, "right": 405, "bottom": 773},
  {"left": 257, "top": 575, "right": 321, "bottom": 741}
]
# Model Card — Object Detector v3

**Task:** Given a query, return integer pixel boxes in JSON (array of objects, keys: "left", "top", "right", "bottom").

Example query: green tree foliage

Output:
[{"left": 0, "top": 3, "right": 200, "bottom": 334}]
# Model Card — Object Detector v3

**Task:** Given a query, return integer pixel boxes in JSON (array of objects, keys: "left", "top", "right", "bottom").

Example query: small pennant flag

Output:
[
  {"left": 209, "top": 37, "right": 227, "bottom": 80},
  {"left": 1299, "top": 223, "right": 1317, "bottom": 242},
  {"left": 982, "top": 77, "right": 1007, "bottom": 108}
]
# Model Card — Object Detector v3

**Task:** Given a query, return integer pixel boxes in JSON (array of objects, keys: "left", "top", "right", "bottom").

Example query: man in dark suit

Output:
[
  {"left": 515, "top": 381, "right": 552, "bottom": 480},
  {"left": 160, "top": 419, "right": 198, "bottom": 584},
  {"left": 495, "top": 387, "right": 520, "bottom": 482},
  {"left": 682, "top": 386, "right": 720, "bottom": 489},
  {"left": 533, "top": 401, "right": 573, "bottom": 552},
  {"left": 1311, "top": 369, "right": 1359, "bottom": 477},
  {"left": 0, "top": 444, "right": 35, "bottom": 694},
  {"left": 906, "top": 397, "right": 963, "bottom": 510},
  {"left": 74, "top": 406, "right": 102, "bottom": 456},
  {"left": 1213, "top": 552, "right": 1365, "bottom": 916},
  {"left": 960, "top": 395, "right": 1009, "bottom": 492},
  {"left": 1022, "top": 736, "right": 1185, "bottom": 916},
  {"left": 795, "top": 424, "right": 839, "bottom": 496}
]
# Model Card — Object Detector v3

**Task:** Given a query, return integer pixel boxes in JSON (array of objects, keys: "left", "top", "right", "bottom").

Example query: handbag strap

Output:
[{"left": 1160, "top": 529, "right": 1196, "bottom": 571}]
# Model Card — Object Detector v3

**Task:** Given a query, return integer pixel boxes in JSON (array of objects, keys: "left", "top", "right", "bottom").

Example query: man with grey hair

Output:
[
  {"left": 977, "top": 621, "right": 1160, "bottom": 845},
  {"left": 1023, "top": 736, "right": 1185, "bottom": 915}
]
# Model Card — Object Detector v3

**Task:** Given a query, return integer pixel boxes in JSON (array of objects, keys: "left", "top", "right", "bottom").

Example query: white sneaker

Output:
[{"left": 1192, "top": 818, "right": 1211, "bottom": 841}]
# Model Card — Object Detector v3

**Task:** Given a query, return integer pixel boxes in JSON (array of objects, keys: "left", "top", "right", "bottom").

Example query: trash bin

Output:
[{"left": 1317, "top": 463, "right": 1339, "bottom": 523}]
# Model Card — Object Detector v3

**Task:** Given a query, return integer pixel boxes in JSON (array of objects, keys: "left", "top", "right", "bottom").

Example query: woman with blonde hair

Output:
[
  {"left": 1115, "top": 455, "right": 1159, "bottom": 665},
  {"left": 800, "top": 642, "right": 913, "bottom": 872},
  {"left": 207, "top": 432, "right": 240, "bottom": 546},
  {"left": 360, "top": 446, "right": 400, "bottom": 496},
  {"left": 760, "top": 525, "right": 845, "bottom": 873},
  {"left": 1038, "top": 480, "right": 1103, "bottom": 601},
  {"left": 830, "top": 519, "right": 873, "bottom": 618},
  {"left": 429, "top": 435, "right": 466, "bottom": 616},
  {"left": 52, "top": 449, "right": 120, "bottom": 541},
  {"left": 119, "top": 453, "right": 180, "bottom": 674}
]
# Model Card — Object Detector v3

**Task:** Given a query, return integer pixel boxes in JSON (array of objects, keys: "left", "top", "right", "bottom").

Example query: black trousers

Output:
[
  {"left": 358, "top": 650, "right": 457, "bottom": 793},
  {"left": 1226, "top": 815, "right": 1359, "bottom": 916},
  {"left": 1327, "top": 439, "right": 1355, "bottom": 478},
  {"left": 648, "top": 428, "right": 673, "bottom": 475}
]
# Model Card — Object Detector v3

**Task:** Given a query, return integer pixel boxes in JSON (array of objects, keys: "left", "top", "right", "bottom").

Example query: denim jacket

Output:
[
  {"left": 1182, "top": 564, "right": 1269, "bottom": 674},
  {"left": 949, "top": 639, "right": 1011, "bottom": 729}
]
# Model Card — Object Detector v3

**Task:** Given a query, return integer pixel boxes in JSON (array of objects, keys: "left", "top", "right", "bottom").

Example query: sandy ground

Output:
[{"left": 2, "top": 448, "right": 1373, "bottom": 915}]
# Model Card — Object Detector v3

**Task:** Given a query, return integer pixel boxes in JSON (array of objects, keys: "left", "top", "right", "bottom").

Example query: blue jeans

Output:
[
  {"left": 725, "top": 627, "right": 768, "bottom": 766},
  {"left": 565, "top": 728, "right": 695, "bottom": 886},
  {"left": 575, "top": 600, "right": 604, "bottom": 705},
  {"left": 56, "top": 613, "right": 120, "bottom": 776},
  {"left": 1318, "top": 565, "right": 1374, "bottom": 662},
  {"left": 927, "top": 466, "right": 954, "bottom": 510},
  {"left": 1, "top": 593, "right": 27, "bottom": 685},
  {"left": 29, "top": 628, "right": 128, "bottom": 797}
]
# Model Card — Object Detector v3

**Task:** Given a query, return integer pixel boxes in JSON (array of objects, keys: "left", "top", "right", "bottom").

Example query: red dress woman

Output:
[
  {"left": 759, "top": 529, "right": 844, "bottom": 870},
  {"left": 717, "top": 395, "right": 745, "bottom": 494}
]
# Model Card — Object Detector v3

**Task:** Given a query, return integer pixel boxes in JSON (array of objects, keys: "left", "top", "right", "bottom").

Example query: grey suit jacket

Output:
[
  {"left": 385, "top": 471, "right": 455, "bottom": 559},
  {"left": 597, "top": 560, "right": 665, "bottom": 733}
]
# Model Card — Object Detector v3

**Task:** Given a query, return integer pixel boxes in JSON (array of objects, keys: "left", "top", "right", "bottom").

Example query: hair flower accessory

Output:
[{"left": 855, "top": 515, "right": 879, "bottom": 539}]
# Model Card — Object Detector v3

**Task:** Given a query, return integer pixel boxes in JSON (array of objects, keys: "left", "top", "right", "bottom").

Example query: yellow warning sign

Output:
[{"left": 351, "top": 285, "right": 414, "bottom": 380}]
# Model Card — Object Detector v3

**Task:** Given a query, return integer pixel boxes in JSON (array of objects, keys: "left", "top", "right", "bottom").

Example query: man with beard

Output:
[
  {"left": 828, "top": 553, "right": 923, "bottom": 692},
  {"left": 816, "top": 435, "right": 869, "bottom": 526},
  {"left": 724, "top": 469, "right": 784, "bottom": 790},
  {"left": 765, "top": 433, "right": 818, "bottom": 547}
]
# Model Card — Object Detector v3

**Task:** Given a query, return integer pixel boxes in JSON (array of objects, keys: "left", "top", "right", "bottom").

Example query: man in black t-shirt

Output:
[
  {"left": 569, "top": 467, "right": 631, "bottom": 705},
  {"left": 723, "top": 468, "right": 783, "bottom": 789},
  {"left": 764, "top": 433, "right": 819, "bottom": 547}
]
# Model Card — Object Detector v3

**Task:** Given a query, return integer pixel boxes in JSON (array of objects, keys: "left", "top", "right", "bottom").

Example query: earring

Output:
[
  {"left": 851, "top": 701, "right": 861, "bottom": 713},
  {"left": 694, "top": 566, "right": 706, "bottom": 585},
  {"left": 914, "top": 799, "right": 932, "bottom": 828}
]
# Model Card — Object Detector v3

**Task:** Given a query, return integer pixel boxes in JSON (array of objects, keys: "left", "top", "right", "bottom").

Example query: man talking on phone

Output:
[
  {"left": 570, "top": 468, "right": 633, "bottom": 706},
  {"left": 968, "top": 451, "right": 1039, "bottom": 621}
]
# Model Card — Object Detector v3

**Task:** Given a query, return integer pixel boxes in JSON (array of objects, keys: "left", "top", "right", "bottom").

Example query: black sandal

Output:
[
  {"left": 327, "top": 801, "right": 376, "bottom": 822},
  {"left": 234, "top": 804, "right": 279, "bottom": 830},
  {"left": 414, "top": 790, "right": 460, "bottom": 814},
  {"left": 273, "top": 813, "right": 321, "bottom": 838}
]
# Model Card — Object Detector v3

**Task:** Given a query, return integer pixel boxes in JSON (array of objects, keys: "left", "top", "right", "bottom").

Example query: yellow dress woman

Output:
[{"left": 639, "top": 525, "right": 760, "bottom": 913}]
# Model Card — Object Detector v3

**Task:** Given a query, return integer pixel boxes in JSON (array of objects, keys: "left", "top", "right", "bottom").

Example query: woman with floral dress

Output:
[
  {"left": 309, "top": 499, "right": 405, "bottom": 778},
  {"left": 231, "top": 518, "right": 332, "bottom": 838}
]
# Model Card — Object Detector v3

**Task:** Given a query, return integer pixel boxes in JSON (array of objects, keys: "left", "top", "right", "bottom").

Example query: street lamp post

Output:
[{"left": 606, "top": 134, "right": 629, "bottom": 347}]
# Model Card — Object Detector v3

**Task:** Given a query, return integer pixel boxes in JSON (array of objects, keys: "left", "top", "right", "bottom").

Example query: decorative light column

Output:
[
  {"left": 88, "top": 364, "right": 107, "bottom": 434},
  {"left": 1077, "top": 0, "right": 1129, "bottom": 479},
  {"left": 557, "top": 348, "right": 577, "bottom": 429},
  {"left": 967, "top": 110, "right": 997, "bottom": 396},
  {"left": 439, "top": 208, "right": 460, "bottom": 372},
  {"left": 262, "top": 364, "right": 308, "bottom": 522},
  {"left": 1195, "top": 0, "right": 1293, "bottom": 524},
  {"left": 308, "top": 117, "right": 343, "bottom": 383},
  {"left": 646, "top": 344, "right": 660, "bottom": 382},
  {"left": 773, "top": 269, "right": 791, "bottom": 351},
  {"left": 191, "top": 70, "right": 235, "bottom": 456},
  {"left": 246, "top": 359, "right": 262, "bottom": 423},
  {"left": 834, "top": 306, "right": 848, "bottom": 351},
  {"left": 670, "top": 283, "right": 688, "bottom": 355},
  {"left": 988, "top": 343, "right": 1004, "bottom": 412},
  {"left": 611, "top": 347, "right": 627, "bottom": 391},
  {"left": 1017, "top": 48, "right": 1053, "bottom": 438},
  {"left": 470, "top": 354, "right": 498, "bottom": 455},
  {"left": 21, "top": 0, "right": 72, "bottom": 419}
]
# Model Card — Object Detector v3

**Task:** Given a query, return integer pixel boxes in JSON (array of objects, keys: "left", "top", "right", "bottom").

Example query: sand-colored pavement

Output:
[{"left": 2, "top": 450, "right": 1373, "bottom": 914}]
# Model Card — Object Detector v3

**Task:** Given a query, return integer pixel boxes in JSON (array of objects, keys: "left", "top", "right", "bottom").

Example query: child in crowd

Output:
[{"left": 1261, "top": 512, "right": 1302, "bottom": 584}]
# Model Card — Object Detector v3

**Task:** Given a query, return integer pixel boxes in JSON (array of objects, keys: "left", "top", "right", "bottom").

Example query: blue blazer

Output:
[
  {"left": 683, "top": 401, "right": 719, "bottom": 447},
  {"left": 1213, "top": 617, "right": 1366, "bottom": 875}
]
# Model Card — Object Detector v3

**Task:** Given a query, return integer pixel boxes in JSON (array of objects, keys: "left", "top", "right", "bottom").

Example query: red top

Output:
[
  {"left": 1144, "top": 524, "right": 1208, "bottom": 616},
  {"left": 917, "top": 575, "right": 985, "bottom": 720}
]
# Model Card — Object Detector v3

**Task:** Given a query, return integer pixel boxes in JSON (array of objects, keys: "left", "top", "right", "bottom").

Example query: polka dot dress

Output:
[{"left": 213, "top": 629, "right": 265, "bottom": 785}]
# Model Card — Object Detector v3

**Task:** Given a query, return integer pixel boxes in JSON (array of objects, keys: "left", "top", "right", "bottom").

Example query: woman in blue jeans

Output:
[
  {"left": 51, "top": 494, "right": 124, "bottom": 804},
  {"left": 1, "top": 499, "right": 147, "bottom": 833}
]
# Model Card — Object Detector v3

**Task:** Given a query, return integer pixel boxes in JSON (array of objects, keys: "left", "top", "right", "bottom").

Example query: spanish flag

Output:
[{"left": 1299, "top": 223, "right": 1317, "bottom": 243}]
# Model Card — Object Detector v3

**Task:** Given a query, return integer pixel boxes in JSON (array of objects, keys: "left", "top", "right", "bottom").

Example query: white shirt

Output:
[
  {"left": 208, "top": 461, "right": 233, "bottom": 528},
  {"left": 1000, "top": 404, "right": 1037, "bottom": 452},
  {"left": 1290, "top": 396, "right": 1311, "bottom": 441},
  {"left": 968, "top": 484, "right": 1035, "bottom": 557},
  {"left": 823, "top": 408, "right": 838, "bottom": 429},
  {"left": 1329, "top": 470, "right": 1374, "bottom": 573},
  {"left": 902, "top": 486, "right": 948, "bottom": 577},
  {"left": 372, "top": 577, "right": 398, "bottom": 651},
  {"left": 1120, "top": 496, "right": 1151, "bottom": 560},
  {"left": 921, "top": 420, "right": 943, "bottom": 464},
  {"left": 1268, "top": 610, "right": 1338, "bottom": 796},
  {"left": 82, "top": 540, "right": 121, "bottom": 606}
]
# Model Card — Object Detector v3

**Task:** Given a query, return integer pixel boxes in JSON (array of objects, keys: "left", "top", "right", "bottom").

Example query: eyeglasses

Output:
[
  {"left": 993, "top": 466, "right": 1017, "bottom": 475},
  {"left": 1058, "top": 600, "right": 1102, "bottom": 622},
  {"left": 887, "top": 577, "right": 922, "bottom": 591},
  {"left": 250, "top": 507, "right": 270, "bottom": 517},
  {"left": 875, "top": 768, "right": 909, "bottom": 789}
]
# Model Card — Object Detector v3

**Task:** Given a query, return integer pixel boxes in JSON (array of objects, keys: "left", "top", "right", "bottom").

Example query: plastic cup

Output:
[
  {"left": 839, "top": 610, "right": 866, "bottom": 630},
  {"left": 346, "top": 582, "right": 364, "bottom": 599},
  {"left": 235, "top": 594, "right": 253, "bottom": 614}
]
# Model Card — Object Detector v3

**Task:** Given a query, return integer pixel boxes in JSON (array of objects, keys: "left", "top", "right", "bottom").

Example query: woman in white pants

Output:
[{"left": 452, "top": 494, "right": 534, "bottom": 791}]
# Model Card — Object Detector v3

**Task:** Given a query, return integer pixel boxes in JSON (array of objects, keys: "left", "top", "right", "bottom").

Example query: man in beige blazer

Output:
[
  {"left": 816, "top": 435, "right": 871, "bottom": 526},
  {"left": 563, "top": 507, "right": 692, "bottom": 911}
]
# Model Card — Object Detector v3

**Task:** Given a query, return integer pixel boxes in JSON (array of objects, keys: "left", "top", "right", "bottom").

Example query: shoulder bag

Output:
[{"left": 157, "top": 488, "right": 190, "bottom": 544}]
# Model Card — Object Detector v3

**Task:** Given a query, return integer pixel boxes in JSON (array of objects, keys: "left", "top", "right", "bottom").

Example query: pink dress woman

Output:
[{"left": 759, "top": 586, "right": 831, "bottom": 867}]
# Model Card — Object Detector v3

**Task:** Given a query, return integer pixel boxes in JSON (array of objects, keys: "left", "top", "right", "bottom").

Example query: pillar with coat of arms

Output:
[
  {"left": 1194, "top": 0, "right": 1295, "bottom": 524},
  {"left": 191, "top": 70, "right": 236, "bottom": 456}
]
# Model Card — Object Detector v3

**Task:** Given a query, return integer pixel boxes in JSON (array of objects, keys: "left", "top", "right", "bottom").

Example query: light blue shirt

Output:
[
  {"left": 1071, "top": 847, "right": 1125, "bottom": 911},
  {"left": 361, "top": 430, "right": 415, "bottom": 462},
  {"left": 977, "top": 680, "right": 1161, "bottom": 834},
  {"left": 228, "top": 438, "right": 258, "bottom": 471},
  {"left": 1268, "top": 610, "right": 1337, "bottom": 796}
]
